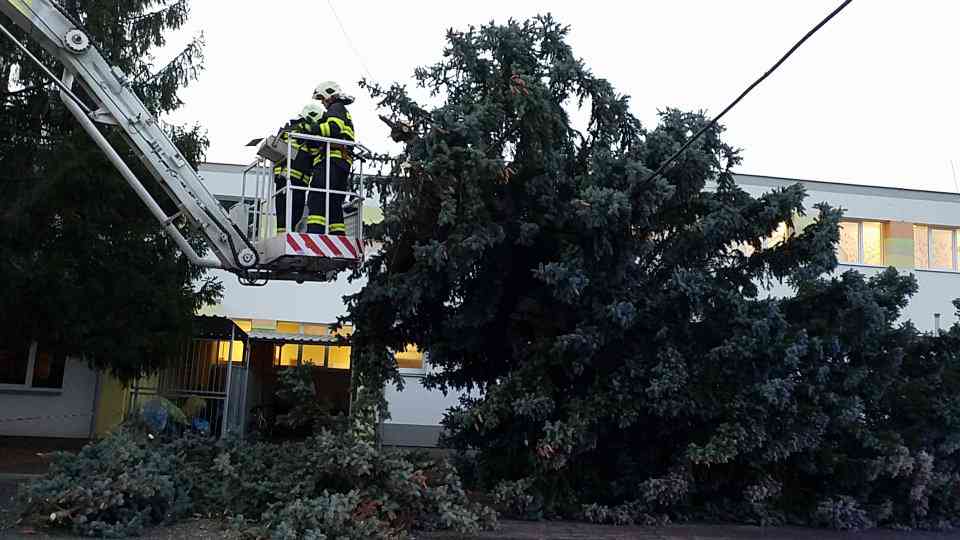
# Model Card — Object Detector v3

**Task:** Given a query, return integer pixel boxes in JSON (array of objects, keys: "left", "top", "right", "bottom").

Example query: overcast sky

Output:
[{"left": 162, "top": 1, "right": 960, "bottom": 193}]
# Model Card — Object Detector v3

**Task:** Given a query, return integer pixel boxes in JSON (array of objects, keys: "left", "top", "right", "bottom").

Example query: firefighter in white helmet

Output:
[
  {"left": 306, "top": 81, "right": 355, "bottom": 235},
  {"left": 273, "top": 103, "right": 324, "bottom": 233}
]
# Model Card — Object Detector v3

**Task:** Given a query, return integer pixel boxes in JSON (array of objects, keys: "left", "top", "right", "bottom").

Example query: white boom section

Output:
[{"left": 1, "top": 0, "right": 258, "bottom": 273}]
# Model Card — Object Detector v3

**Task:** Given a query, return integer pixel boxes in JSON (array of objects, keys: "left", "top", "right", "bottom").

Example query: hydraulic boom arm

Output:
[{"left": 0, "top": 0, "right": 260, "bottom": 274}]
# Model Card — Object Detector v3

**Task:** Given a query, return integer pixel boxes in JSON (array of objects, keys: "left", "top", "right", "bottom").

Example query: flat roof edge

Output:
[{"left": 732, "top": 172, "right": 960, "bottom": 199}]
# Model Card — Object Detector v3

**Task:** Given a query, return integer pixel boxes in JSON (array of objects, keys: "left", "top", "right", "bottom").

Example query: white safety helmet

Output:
[
  {"left": 312, "top": 80, "right": 354, "bottom": 104},
  {"left": 300, "top": 102, "right": 324, "bottom": 123},
  {"left": 313, "top": 80, "right": 342, "bottom": 100}
]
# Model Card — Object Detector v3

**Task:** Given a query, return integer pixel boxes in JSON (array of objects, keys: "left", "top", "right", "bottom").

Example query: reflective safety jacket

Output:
[
  {"left": 273, "top": 117, "right": 319, "bottom": 182},
  {"left": 312, "top": 99, "right": 355, "bottom": 169}
]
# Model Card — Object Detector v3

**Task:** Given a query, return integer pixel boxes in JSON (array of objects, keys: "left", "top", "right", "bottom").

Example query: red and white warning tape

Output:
[{"left": 284, "top": 233, "right": 362, "bottom": 259}]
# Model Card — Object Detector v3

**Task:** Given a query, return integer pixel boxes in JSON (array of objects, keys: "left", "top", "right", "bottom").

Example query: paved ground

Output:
[
  {"left": 1, "top": 499, "right": 958, "bottom": 540},
  {"left": 0, "top": 437, "right": 85, "bottom": 476},
  {"left": 2, "top": 471, "right": 958, "bottom": 539}
]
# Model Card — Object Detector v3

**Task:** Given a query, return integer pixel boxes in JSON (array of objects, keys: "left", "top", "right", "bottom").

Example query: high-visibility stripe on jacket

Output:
[
  {"left": 313, "top": 100, "right": 355, "bottom": 167},
  {"left": 274, "top": 116, "right": 318, "bottom": 178},
  {"left": 272, "top": 165, "right": 309, "bottom": 180},
  {"left": 279, "top": 117, "right": 321, "bottom": 155}
]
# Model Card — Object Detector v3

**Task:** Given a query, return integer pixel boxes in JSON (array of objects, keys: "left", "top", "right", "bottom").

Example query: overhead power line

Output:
[
  {"left": 643, "top": 0, "right": 854, "bottom": 185},
  {"left": 326, "top": 0, "right": 375, "bottom": 82}
]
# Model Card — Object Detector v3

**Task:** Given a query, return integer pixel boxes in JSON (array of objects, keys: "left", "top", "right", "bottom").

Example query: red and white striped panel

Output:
[{"left": 284, "top": 233, "right": 363, "bottom": 260}]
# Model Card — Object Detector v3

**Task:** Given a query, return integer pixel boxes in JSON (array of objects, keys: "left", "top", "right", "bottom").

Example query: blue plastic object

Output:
[
  {"left": 192, "top": 417, "right": 211, "bottom": 435},
  {"left": 142, "top": 398, "right": 169, "bottom": 432}
]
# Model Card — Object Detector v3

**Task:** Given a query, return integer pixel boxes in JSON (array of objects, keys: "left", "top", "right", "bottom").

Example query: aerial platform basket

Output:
[{"left": 235, "top": 133, "right": 370, "bottom": 283}]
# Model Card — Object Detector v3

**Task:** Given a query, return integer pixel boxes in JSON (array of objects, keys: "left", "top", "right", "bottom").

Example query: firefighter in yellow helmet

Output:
[
  {"left": 306, "top": 81, "right": 355, "bottom": 235},
  {"left": 273, "top": 103, "right": 323, "bottom": 233}
]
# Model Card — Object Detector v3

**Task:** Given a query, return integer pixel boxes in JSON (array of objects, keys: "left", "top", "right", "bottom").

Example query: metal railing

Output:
[{"left": 241, "top": 134, "right": 369, "bottom": 243}]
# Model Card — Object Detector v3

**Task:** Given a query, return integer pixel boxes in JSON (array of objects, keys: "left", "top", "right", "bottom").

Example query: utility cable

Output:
[
  {"left": 327, "top": 0, "right": 376, "bottom": 81},
  {"left": 642, "top": 0, "right": 854, "bottom": 185}
]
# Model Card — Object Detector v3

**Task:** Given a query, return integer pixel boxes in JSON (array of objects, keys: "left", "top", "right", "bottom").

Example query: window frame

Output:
[
  {"left": 397, "top": 348, "right": 428, "bottom": 377},
  {"left": 263, "top": 320, "right": 428, "bottom": 375},
  {"left": 837, "top": 219, "right": 884, "bottom": 267},
  {"left": 915, "top": 225, "right": 959, "bottom": 272},
  {"left": 0, "top": 341, "right": 63, "bottom": 393},
  {"left": 274, "top": 341, "right": 352, "bottom": 371}
]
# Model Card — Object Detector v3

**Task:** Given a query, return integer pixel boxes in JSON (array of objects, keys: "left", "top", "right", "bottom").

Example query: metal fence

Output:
[{"left": 128, "top": 333, "right": 250, "bottom": 438}]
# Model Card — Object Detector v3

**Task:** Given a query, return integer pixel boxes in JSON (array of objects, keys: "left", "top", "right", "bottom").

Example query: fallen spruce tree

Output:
[
  {"left": 15, "top": 428, "right": 495, "bottom": 538},
  {"left": 345, "top": 15, "right": 960, "bottom": 530}
]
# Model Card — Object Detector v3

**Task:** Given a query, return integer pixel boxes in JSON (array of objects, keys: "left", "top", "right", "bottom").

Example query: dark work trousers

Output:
[
  {"left": 274, "top": 173, "right": 310, "bottom": 233},
  {"left": 273, "top": 148, "right": 315, "bottom": 233},
  {"left": 307, "top": 160, "right": 350, "bottom": 235}
]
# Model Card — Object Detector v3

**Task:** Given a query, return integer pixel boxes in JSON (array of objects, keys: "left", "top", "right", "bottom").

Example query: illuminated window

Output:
[
  {"left": 914, "top": 225, "right": 959, "bottom": 271},
  {"left": 217, "top": 340, "right": 245, "bottom": 363},
  {"left": 395, "top": 345, "right": 424, "bottom": 370},
  {"left": 303, "top": 324, "right": 328, "bottom": 336},
  {"left": 838, "top": 222, "right": 859, "bottom": 263},
  {"left": 837, "top": 220, "right": 883, "bottom": 265},
  {"left": 331, "top": 324, "right": 354, "bottom": 337},
  {"left": 767, "top": 222, "right": 790, "bottom": 248},
  {"left": 275, "top": 344, "right": 299, "bottom": 366},
  {"left": 914, "top": 225, "right": 928, "bottom": 268},
  {"left": 862, "top": 222, "right": 883, "bottom": 265},
  {"left": 277, "top": 321, "right": 302, "bottom": 334},
  {"left": 327, "top": 346, "right": 351, "bottom": 369},
  {"left": 232, "top": 319, "right": 253, "bottom": 333},
  {"left": 931, "top": 229, "right": 953, "bottom": 270},
  {"left": 728, "top": 222, "right": 791, "bottom": 257},
  {"left": 301, "top": 344, "right": 327, "bottom": 366},
  {"left": 0, "top": 342, "right": 65, "bottom": 389}
]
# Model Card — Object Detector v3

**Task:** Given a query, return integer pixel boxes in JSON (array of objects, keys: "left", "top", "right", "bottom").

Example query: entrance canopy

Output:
[
  {"left": 246, "top": 329, "right": 339, "bottom": 345},
  {"left": 193, "top": 315, "right": 249, "bottom": 342}
]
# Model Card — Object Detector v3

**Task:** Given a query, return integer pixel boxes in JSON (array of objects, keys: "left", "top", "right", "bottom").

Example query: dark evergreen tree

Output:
[
  {"left": 348, "top": 16, "right": 960, "bottom": 528},
  {"left": 0, "top": 1, "right": 221, "bottom": 382}
]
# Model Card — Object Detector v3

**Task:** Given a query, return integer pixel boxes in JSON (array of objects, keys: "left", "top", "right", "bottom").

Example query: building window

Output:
[
  {"left": 931, "top": 228, "right": 953, "bottom": 269},
  {"left": 276, "top": 321, "right": 302, "bottom": 334},
  {"left": 862, "top": 222, "right": 883, "bottom": 265},
  {"left": 730, "top": 221, "right": 793, "bottom": 257},
  {"left": 32, "top": 345, "right": 67, "bottom": 389},
  {"left": 301, "top": 344, "right": 327, "bottom": 366},
  {"left": 0, "top": 342, "right": 65, "bottom": 389},
  {"left": 0, "top": 343, "right": 30, "bottom": 386},
  {"left": 274, "top": 344, "right": 299, "bottom": 366},
  {"left": 274, "top": 342, "right": 352, "bottom": 370},
  {"left": 328, "top": 346, "right": 351, "bottom": 370},
  {"left": 837, "top": 220, "right": 883, "bottom": 265},
  {"left": 396, "top": 345, "right": 424, "bottom": 371},
  {"left": 232, "top": 319, "right": 253, "bottom": 333},
  {"left": 303, "top": 324, "right": 328, "bottom": 336},
  {"left": 767, "top": 222, "right": 790, "bottom": 248},
  {"left": 914, "top": 225, "right": 959, "bottom": 271},
  {"left": 216, "top": 340, "right": 245, "bottom": 363}
]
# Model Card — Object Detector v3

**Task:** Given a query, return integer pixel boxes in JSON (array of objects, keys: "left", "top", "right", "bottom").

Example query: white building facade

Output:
[{"left": 735, "top": 174, "right": 960, "bottom": 332}]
